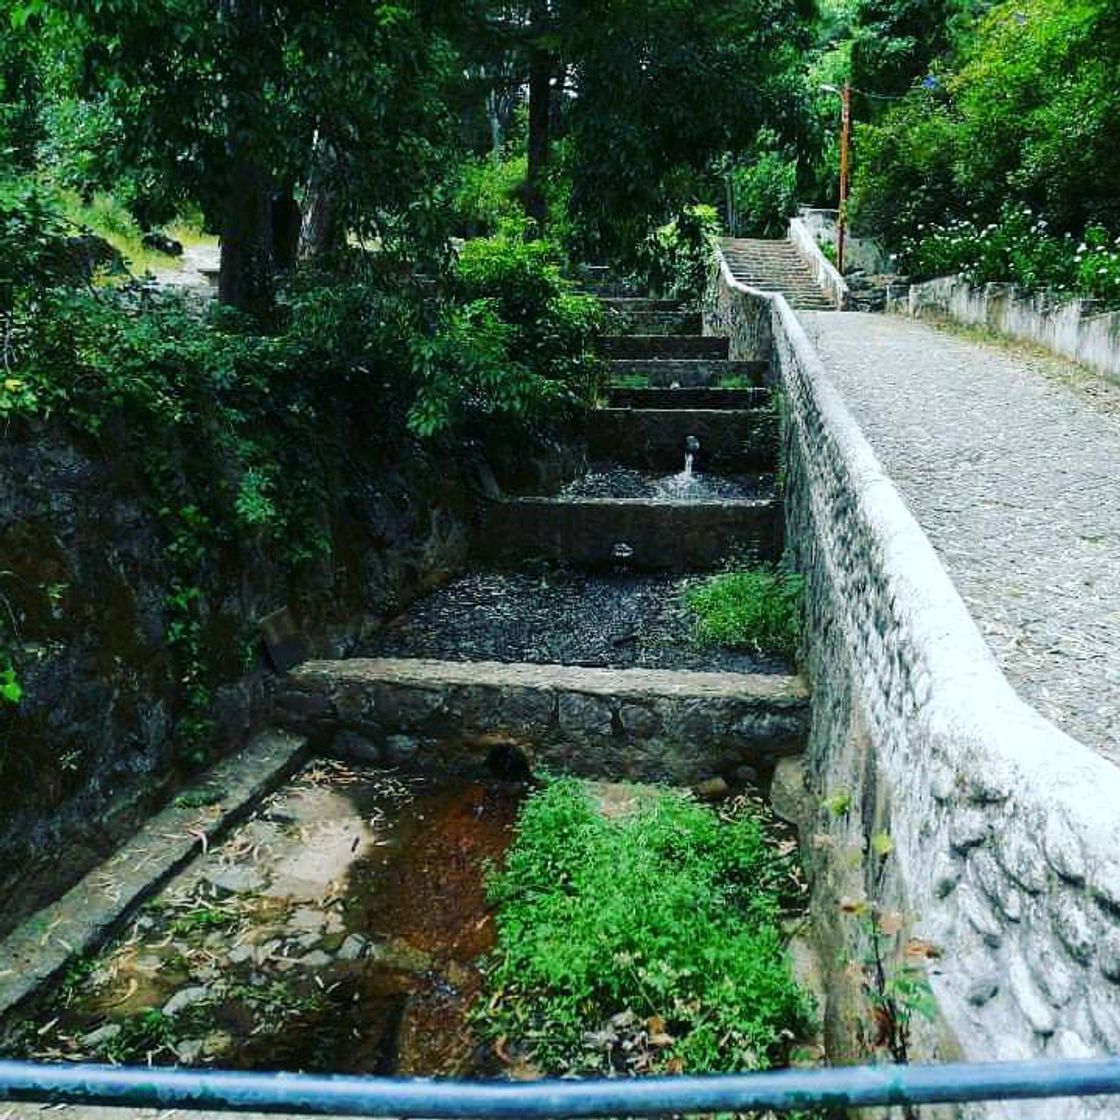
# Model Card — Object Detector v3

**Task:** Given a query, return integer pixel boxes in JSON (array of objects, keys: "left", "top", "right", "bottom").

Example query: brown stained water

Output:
[{"left": 1, "top": 762, "right": 525, "bottom": 1077}]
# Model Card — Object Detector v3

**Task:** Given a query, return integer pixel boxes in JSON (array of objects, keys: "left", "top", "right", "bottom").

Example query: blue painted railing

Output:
[{"left": 2, "top": 1058, "right": 1120, "bottom": 1115}]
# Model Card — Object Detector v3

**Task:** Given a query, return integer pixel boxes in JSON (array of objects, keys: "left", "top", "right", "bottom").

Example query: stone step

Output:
[
  {"left": 589, "top": 408, "right": 777, "bottom": 472},
  {"left": 605, "top": 310, "right": 703, "bottom": 336},
  {"left": 279, "top": 657, "right": 810, "bottom": 785},
  {"left": 608, "top": 386, "right": 769, "bottom": 410},
  {"left": 599, "top": 297, "right": 690, "bottom": 313},
  {"left": 478, "top": 494, "right": 782, "bottom": 570},
  {"left": 610, "top": 359, "right": 768, "bottom": 388},
  {"left": 720, "top": 237, "right": 838, "bottom": 310},
  {"left": 603, "top": 335, "right": 730, "bottom": 361}
]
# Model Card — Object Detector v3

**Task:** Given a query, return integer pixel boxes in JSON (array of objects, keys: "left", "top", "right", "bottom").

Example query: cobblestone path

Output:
[{"left": 802, "top": 311, "right": 1120, "bottom": 765}]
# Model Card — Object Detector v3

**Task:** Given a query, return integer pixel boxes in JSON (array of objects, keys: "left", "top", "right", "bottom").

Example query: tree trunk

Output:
[
  {"left": 218, "top": 140, "right": 274, "bottom": 319},
  {"left": 299, "top": 135, "right": 341, "bottom": 260},
  {"left": 271, "top": 184, "right": 301, "bottom": 272},
  {"left": 524, "top": 0, "right": 551, "bottom": 235},
  {"left": 217, "top": 0, "right": 274, "bottom": 318}
]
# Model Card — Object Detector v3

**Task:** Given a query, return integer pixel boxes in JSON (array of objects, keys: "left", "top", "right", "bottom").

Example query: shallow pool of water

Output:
[{"left": 2, "top": 763, "right": 524, "bottom": 1076}]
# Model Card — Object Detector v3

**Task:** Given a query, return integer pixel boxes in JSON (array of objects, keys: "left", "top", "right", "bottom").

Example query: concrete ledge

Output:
[
  {"left": 608, "top": 387, "right": 769, "bottom": 410},
  {"left": 900, "top": 274, "right": 1120, "bottom": 385},
  {"left": 0, "top": 729, "right": 309, "bottom": 1020},
  {"left": 280, "top": 657, "right": 810, "bottom": 784},
  {"left": 789, "top": 216, "right": 849, "bottom": 310},
  {"left": 478, "top": 495, "right": 783, "bottom": 569},
  {"left": 588, "top": 407, "right": 777, "bottom": 471}
]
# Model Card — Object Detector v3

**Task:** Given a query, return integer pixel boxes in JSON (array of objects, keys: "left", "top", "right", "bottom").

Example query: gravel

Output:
[
  {"left": 803, "top": 311, "right": 1120, "bottom": 764},
  {"left": 361, "top": 567, "right": 791, "bottom": 674}
]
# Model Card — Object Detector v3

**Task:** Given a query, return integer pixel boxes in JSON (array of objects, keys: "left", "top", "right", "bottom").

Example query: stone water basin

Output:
[
  {"left": 559, "top": 463, "right": 774, "bottom": 502},
  {"left": 2, "top": 761, "right": 524, "bottom": 1076}
]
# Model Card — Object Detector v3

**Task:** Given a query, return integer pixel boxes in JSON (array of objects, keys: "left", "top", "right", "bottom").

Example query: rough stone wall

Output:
[
  {"left": 0, "top": 418, "right": 477, "bottom": 935},
  {"left": 277, "top": 657, "right": 811, "bottom": 785},
  {"left": 703, "top": 258, "right": 774, "bottom": 369},
  {"left": 899, "top": 275, "right": 1120, "bottom": 385},
  {"left": 712, "top": 257, "right": 1120, "bottom": 1118}
]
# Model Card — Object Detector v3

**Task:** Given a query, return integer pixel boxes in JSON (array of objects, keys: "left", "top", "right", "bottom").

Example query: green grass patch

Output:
[
  {"left": 478, "top": 778, "right": 814, "bottom": 1075},
  {"left": 685, "top": 567, "right": 803, "bottom": 658}
]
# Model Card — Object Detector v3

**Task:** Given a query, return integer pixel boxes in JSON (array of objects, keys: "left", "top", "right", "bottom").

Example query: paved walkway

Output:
[{"left": 802, "top": 311, "right": 1120, "bottom": 765}]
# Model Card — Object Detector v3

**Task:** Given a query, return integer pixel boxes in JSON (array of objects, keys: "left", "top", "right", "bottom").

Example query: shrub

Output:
[
  {"left": 685, "top": 567, "right": 804, "bottom": 658},
  {"left": 722, "top": 135, "right": 799, "bottom": 238},
  {"left": 453, "top": 155, "right": 528, "bottom": 237},
  {"left": 409, "top": 231, "right": 603, "bottom": 437},
  {"left": 637, "top": 203, "right": 721, "bottom": 299},
  {"left": 480, "top": 778, "right": 814, "bottom": 1075}
]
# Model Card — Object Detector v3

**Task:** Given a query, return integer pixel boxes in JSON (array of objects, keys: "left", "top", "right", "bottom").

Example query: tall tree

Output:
[{"left": 27, "top": 0, "right": 458, "bottom": 315}]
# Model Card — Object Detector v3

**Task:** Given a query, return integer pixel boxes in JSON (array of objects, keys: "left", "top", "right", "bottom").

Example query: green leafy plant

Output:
[
  {"left": 685, "top": 567, "right": 804, "bottom": 658},
  {"left": 638, "top": 203, "right": 721, "bottom": 300},
  {"left": 409, "top": 231, "right": 602, "bottom": 438},
  {"left": 479, "top": 778, "right": 814, "bottom": 1075}
]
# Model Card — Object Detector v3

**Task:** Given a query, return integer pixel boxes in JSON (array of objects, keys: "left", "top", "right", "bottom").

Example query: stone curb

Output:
[
  {"left": 291, "top": 656, "right": 811, "bottom": 702},
  {"left": 0, "top": 729, "right": 310, "bottom": 1021}
]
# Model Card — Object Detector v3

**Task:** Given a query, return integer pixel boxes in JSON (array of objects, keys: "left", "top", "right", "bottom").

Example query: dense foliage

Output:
[
  {"left": 848, "top": 0, "right": 1120, "bottom": 304},
  {"left": 480, "top": 778, "right": 814, "bottom": 1074}
]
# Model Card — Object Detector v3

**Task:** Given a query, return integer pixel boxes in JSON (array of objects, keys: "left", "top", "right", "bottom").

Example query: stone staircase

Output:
[
  {"left": 279, "top": 286, "right": 809, "bottom": 786},
  {"left": 719, "top": 238, "right": 839, "bottom": 310}
]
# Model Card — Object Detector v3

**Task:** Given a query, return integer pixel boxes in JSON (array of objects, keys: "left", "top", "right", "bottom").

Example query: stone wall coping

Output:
[
  {"left": 789, "top": 216, "right": 849, "bottom": 309},
  {"left": 765, "top": 255, "right": 1120, "bottom": 888},
  {"left": 290, "top": 656, "right": 810, "bottom": 704},
  {"left": 493, "top": 495, "right": 777, "bottom": 509}
]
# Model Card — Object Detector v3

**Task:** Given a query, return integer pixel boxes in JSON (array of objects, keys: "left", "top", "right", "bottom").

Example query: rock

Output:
[
  {"left": 202, "top": 865, "right": 266, "bottom": 894},
  {"left": 162, "top": 985, "right": 210, "bottom": 1017},
  {"left": 692, "top": 776, "right": 729, "bottom": 801},
  {"left": 298, "top": 950, "right": 333, "bottom": 968},
  {"left": 175, "top": 1039, "right": 204, "bottom": 1064},
  {"left": 82, "top": 1023, "right": 122, "bottom": 1048},
  {"left": 141, "top": 231, "right": 184, "bottom": 257},
  {"left": 228, "top": 944, "right": 255, "bottom": 965},
  {"left": 331, "top": 730, "right": 382, "bottom": 764},
  {"left": 201, "top": 1030, "right": 234, "bottom": 1058},
  {"left": 338, "top": 933, "right": 369, "bottom": 961}
]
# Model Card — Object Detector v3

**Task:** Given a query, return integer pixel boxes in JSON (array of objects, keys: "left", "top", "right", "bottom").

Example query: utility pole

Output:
[{"left": 837, "top": 82, "right": 852, "bottom": 276}]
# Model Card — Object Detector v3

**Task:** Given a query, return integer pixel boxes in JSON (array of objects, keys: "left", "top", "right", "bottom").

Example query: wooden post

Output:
[{"left": 837, "top": 82, "right": 852, "bottom": 276}]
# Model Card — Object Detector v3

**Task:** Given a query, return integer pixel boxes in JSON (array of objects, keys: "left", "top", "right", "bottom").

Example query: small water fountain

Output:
[
  {"left": 683, "top": 435, "right": 700, "bottom": 481},
  {"left": 612, "top": 541, "right": 635, "bottom": 574}
]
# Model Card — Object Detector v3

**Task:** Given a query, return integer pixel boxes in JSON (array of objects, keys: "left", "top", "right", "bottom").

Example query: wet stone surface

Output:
[
  {"left": 559, "top": 464, "right": 774, "bottom": 502},
  {"left": 1, "top": 761, "right": 524, "bottom": 1076},
  {"left": 361, "top": 568, "right": 789, "bottom": 674}
]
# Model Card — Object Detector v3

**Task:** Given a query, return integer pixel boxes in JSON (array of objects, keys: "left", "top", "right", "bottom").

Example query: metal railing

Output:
[{"left": 3, "top": 1058, "right": 1120, "bottom": 1115}]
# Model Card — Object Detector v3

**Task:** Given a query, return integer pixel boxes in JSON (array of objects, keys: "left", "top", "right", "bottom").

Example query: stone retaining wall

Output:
[
  {"left": 899, "top": 275, "right": 1120, "bottom": 384},
  {"left": 278, "top": 657, "right": 810, "bottom": 785},
  {"left": 711, "top": 252, "right": 1120, "bottom": 1118}
]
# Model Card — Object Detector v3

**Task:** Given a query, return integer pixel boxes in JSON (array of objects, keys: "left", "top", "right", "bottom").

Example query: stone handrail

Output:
[
  {"left": 789, "top": 216, "right": 850, "bottom": 310},
  {"left": 708, "top": 247, "right": 1120, "bottom": 1117}
]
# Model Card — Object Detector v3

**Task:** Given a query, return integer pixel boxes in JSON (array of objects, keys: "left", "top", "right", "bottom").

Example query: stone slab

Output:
[
  {"left": 478, "top": 495, "right": 783, "bottom": 570},
  {"left": 588, "top": 407, "right": 777, "bottom": 472},
  {"left": 279, "top": 657, "right": 810, "bottom": 785},
  {"left": 610, "top": 359, "right": 767, "bottom": 387},
  {"left": 604, "top": 334, "right": 730, "bottom": 360},
  {"left": 0, "top": 729, "right": 309, "bottom": 1020},
  {"left": 608, "top": 386, "right": 769, "bottom": 410}
]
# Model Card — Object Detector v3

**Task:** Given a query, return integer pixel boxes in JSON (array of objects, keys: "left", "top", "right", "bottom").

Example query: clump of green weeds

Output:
[
  {"left": 685, "top": 567, "right": 804, "bottom": 658},
  {"left": 478, "top": 778, "right": 814, "bottom": 1076}
]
